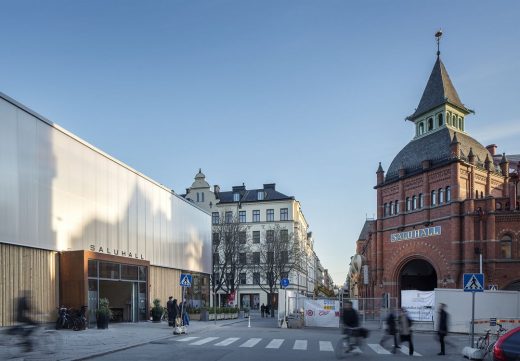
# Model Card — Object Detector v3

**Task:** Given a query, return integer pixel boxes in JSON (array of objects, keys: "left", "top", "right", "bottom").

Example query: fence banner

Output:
[
  {"left": 401, "top": 290, "right": 435, "bottom": 321},
  {"left": 304, "top": 299, "right": 340, "bottom": 328}
]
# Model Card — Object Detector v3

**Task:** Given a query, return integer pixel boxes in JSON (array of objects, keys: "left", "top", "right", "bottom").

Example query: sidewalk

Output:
[{"left": 8, "top": 318, "right": 248, "bottom": 361}]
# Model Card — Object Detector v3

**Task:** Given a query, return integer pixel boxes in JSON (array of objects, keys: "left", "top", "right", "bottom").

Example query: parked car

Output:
[{"left": 493, "top": 326, "right": 520, "bottom": 361}]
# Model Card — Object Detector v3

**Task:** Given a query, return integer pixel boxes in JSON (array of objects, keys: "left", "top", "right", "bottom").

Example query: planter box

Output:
[
  {"left": 208, "top": 313, "right": 215, "bottom": 321},
  {"left": 200, "top": 310, "right": 209, "bottom": 321},
  {"left": 189, "top": 313, "right": 200, "bottom": 321},
  {"left": 232, "top": 313, "right": 238, "bottom": 319},
  {"left": 217, "top": 313, "right": 224, "bottom": 320}
]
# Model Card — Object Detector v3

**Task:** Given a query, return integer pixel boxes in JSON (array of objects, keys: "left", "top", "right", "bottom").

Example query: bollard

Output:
[{"left": 248, "top": 315, "right": 251, "bottom": 328}]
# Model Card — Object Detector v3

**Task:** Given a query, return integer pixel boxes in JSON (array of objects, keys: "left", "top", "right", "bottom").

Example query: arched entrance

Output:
[
  {"left": 399, "top": 259, "right": 437, "bottom": 291},
  {"left": 503, "top": 280, "right": 520, "bottom": 291}
]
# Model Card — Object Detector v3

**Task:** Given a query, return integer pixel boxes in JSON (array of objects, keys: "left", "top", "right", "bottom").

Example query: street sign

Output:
[
  {"left": 490, "top": 317, "right": 497, "bottom": 327},
  {"left": 280, "top": 278, "right": 289, "bottom": 288},
  {"left": 489, "top": 284, "right": 498, "bottom": 291},
  {"left": 180, "top": 273, "right": 192, "bottom": 287},
  {"left": 463, "top": 273, "right": 484, "bottom": 292}
]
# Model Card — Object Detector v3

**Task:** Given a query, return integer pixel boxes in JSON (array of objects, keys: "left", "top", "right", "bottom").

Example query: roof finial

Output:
[{"left": 435, "top": 29, "right": 443, "bottom": 57}]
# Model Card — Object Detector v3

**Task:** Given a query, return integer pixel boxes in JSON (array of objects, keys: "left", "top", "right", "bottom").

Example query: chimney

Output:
[
  {"left": 486, "top": 144, "right": 497, "bottom": 156},
  {"left": 263, "top": 183, "right": 276, "bottom": 190}
]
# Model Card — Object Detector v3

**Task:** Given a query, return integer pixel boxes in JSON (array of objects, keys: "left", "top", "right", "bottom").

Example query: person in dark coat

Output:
[
  {"left": 171, "top": 299, "right": 180, "bottom": 327},
  {"left": 380, "top": 309, "right": 399, "bottom": 353},
  {"left": 167, "top": 296, "right": 174, "bottom": 326},
  {"left": 16, "top": 290, "right": 37, "bottom": 352},
  {"left": 437, "top": 303, "right": 449, "bottom": 355},
  {"left": 260, "top": 303, "right": 265, "bottom": 318},
  {"left": 342, "top": 301, "right": 359, "bottom": 328}
]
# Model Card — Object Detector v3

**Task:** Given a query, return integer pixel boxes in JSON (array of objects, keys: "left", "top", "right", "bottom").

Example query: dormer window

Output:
[
  {"left": 257, "top": 191, "right": 264, "bottom": 201},
  {"left": 427, "top": 118, "right": 433, "bottom": 131},
  {"left": 452, "top": 114, "right": 457, "bottom": 128},
  {"left": 419, "top": 122, "right": 425, "bottom": 135},
  {"left": 233, "top": 193, "right": 240, "bottom": 202}
]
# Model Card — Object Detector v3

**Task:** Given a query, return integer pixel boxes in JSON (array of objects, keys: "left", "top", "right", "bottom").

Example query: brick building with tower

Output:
[{"left": 355, "top": 42, "right": 520, "bottom": 301}]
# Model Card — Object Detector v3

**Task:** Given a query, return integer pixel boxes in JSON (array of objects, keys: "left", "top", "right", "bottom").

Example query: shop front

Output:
[{"left": 60, "top": 250, "right": 150, "bottom": 324}]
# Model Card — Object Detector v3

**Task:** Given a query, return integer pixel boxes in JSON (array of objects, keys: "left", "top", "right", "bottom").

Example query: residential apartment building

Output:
[{"left": 184, "top": 172, "right": 318, "bottom": 310}]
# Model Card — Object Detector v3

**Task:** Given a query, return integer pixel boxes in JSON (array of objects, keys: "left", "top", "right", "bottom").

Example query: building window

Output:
[
  {"left": 428, "top": 117, "right": 433, "bottom": 131},
  {"left": 197, "top": 192, "right": 200, "bottom": 202},
  {"left": 439, "top": 188, "right": 444, "bottom": 204},
  {"left": 201, "top": 192, "right": 204, "bottom": 202},
  {"left": 406, "top": 197, "right": 411, "bottom": 212},
  {"left": 253, "top": 272, "right": 260, "bottom": 284},
  {"left": 419, "top": 193, "right": 424, "bottom": 208},
  {"left": 280, "top": 208, "right": 289, "bottom": 221},
  {"left": 280, "top": 229, "right": 289, "bottom": 242},
  {"left": 239, "top": 231, "right": 247, "bottom": 244},
  {"left": 475, "top": 190, "right": 479, "bottom": 199},
  {"left": 452, "top": 114, "right": 457, "bottom": 128},
  {"left": 437, "top": 113, "right": 443, "bottom": 127},
  {"left": 253, "top": 231, "right": 260, "bottom": 243},
  {"left": 500, "top": 235, "right": 512, "bottom": 259},
  {"left": 212, "top": 212, "right": 219, "bottom": 225},
  {"left": 212, "top": 232, "right": 220, "bottom": 245},
  {"left": 389, "top": 201, "right": 394, "bottom": 215},
  {"left": 239, "top": 211, "right": 246, "bottom": 223},
  {"left": 233, "top": 193, "right": 240, "bottom": 202},
  {"left": 239, "top": 273, "right": 247, "bottom": 285},
  {"left": 461, "top": 117, "right": 465, "bottom": 131},
  {"left": 253, "top": 252, "right": 260, "bottom": 264},
  {"left": 481, "top": 191, "right": 484, "bottom": 198},
  {"left": 266, "top": 230, "right": 274, "bottom": 242},
  {"left": 446, "top": 187, "right": 451, "bottom": 202},
  {"left": 257, "top": 191, "right": 264, "bottom": 201},
  {"left": 225, "top": 211, "right": 233, "bottom": 223},
  {"left": 266, "top": 209, "right": 274, "bottom": 222},
  {"left": 431, "top": 190, "right": 437, "bottom": 206},
  {"left": 384, "top": 203, "right": 387, "bottom": 216},
  {"left": 281, "top": 251, "right": 288, "bottom": 263},
  {"left": 239, "top": 253, "right": 247, "bottom": 265},
  {"left": 253, "top": 210, "right": 260, "bottom": 222},
  {"left": 412, "top": 195, "right": 417, "bottom": 210},
  {"left": 419, "top": 122, "right": 425, "bottom": 134},
  {"left": 394, "top": 200, "right": 399, "bottom": 214}
]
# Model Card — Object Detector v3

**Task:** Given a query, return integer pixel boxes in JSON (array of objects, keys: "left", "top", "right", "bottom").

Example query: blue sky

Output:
[{"left": 1, "top": 1, "right": 519, "bottom": 284}]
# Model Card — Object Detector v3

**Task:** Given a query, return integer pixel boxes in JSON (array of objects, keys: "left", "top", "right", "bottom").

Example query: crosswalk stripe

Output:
[
  {"left": 265, "top": 339, "right": 284, "bottom": 349},
  {"left": 215, "top": 337, "right": 240, "bottom": 346},
  {"left": 319, "top": 341, "right": 333, "bottom": 352},
  {"left": 293, "top": 340, "right": 307, "bottom": 350},
  {"left": 176, "top": 336, "right": 199, "bottom": 342},
  {"left": 240, "top": 338, "right": 262, "bottom": 348},
  {"left": 399, "top": 345, "right": 422, "bottom": 356},
  {"left": 368, "top": 344, "right": 392, "bottom": 354},
  {"left": 190, "top": 337, "right": 219, "bottom": 345}
]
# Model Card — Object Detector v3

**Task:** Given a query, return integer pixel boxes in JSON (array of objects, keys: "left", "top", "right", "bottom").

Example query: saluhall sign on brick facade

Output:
[{"left": 390, "top": 226, "right": 441, "bottom": 242}]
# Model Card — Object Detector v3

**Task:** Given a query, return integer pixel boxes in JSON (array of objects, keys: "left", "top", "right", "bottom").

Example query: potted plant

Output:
[
  {"left": 151, "top": 298, "right": 164, "bottom": 323},
  {"left": 96, "top": 298, "right": 112, "bottom": 329}
]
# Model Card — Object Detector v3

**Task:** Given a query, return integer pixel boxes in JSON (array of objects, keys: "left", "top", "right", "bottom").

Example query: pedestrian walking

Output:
[
  {"left": 437, "top": 303, "right": 449, "bottom": 355},
  {"left": 380, "top": 308, "right": 399, "bottom": 353},
  {"left": 182, "top": 301, "right": 190, "bottom": 326},
  {"left": 261, "top": 303, "right": 265, "bottom": 318},
  {"left": 265, "top": 304, "right": 270, "bottom": 317},
  {"left": 399, "top": 307, "right": 414, "bottom": 355},
  {"left": 167, "top": 296, "right": 174, "bottom": 326},
  {"left": 171, "top": 299, "right": 180, "bottom": 327}
]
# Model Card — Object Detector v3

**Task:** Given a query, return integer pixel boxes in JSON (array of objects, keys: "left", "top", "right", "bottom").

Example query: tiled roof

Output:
[
  {"left": 408, "top": 57, "right": 470, "bottom": 120},
  {"left": 218, "top": 188, "right": 293, "bottom": 204},
  {"left": 386, "top": 128, "right": 493, "bottom": 181}
]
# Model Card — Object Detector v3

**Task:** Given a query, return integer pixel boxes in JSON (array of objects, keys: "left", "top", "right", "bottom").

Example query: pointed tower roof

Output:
[
  {"left": 377, "top": 162, "right": 384, "bottom": 173},
  {"left": 407, "top": 57, "right": 472, "bottom": 121},
  {"left": 450, "top": 132, "right": 460, "bottom": 145}
]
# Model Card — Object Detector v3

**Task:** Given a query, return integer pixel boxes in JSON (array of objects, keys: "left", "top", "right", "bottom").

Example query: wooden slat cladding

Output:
[
  {"left": 0, "top": 243, "right": 58, "bottom": 326},
  {"left": 149, "top": 266, "right": 182, "bottom": 308}
]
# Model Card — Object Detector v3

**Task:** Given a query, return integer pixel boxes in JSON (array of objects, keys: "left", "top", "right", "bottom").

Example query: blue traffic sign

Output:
[
  {"left": 280, "top": 278, "right": 289, "bottom": 288},
  {"left": 180, "top": 273, "right": 192, "bottom": 287},
  {"left": 463, "top": 273, "right": 484, "bottom": 292}
]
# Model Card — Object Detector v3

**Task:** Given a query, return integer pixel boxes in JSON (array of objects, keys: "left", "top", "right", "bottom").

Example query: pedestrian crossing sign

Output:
[
  {"left": 180, "top": 273, "right": 192, "bottom": 287},
  {"left": 463, "top": 273, "right": 484, "bottom": 292}
]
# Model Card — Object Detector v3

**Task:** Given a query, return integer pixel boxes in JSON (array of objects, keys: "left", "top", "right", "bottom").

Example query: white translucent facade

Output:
[{"left": 0, "top": 93, "right": 211, "bottom": 273}]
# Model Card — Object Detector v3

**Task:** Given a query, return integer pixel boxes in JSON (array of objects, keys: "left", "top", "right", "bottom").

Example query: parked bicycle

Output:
[
  {"left": 55, "top": 305, "right": 88, "bottom": 331},
  {"left": 0, "top": 322, "right": 62, "bottom": 359},
  {"left": 476, "top": 322, "right": 508, "bottom": 359}
]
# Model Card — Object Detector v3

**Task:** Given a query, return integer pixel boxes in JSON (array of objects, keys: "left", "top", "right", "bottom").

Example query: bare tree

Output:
[
  {"left": 211, "top": 211, "right": 249, "bottom": 306},
  {"left": 251, "top": 224, "right": 304, "bottom": 315}
]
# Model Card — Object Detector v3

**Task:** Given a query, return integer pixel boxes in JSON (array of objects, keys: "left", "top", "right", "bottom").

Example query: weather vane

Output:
[{"left": 435, "top": 29, "right": 443, "bottom": 57}]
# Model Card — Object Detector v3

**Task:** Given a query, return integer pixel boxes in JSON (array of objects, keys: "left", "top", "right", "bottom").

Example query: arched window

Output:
[
  {"left": 428, "top": 118, "right": 433, "bottom": 131},
  {"left": 389, "top": 201, "right": 393, "bottom": 215},
  {"left": 437, "top": 113, "right": 443, "bottom": 127},
  {"left": 447, "top": 112, "right": 451, "bottom": 126},
  {"left": 197, "top": 192, "right": 200, "bottom": 202},
  {"left": 406, "top": 197, "right": 411, "bottom": 211},
  {"left": 439, "top": 188, "right": 444, "bottom": 204},
  {"left": 481, "top": 191, "right": 484, "bottom": 198},
  {"left": 412, "top": 195, "right": 417, "bottom": 210},
  {"left": 201, "top": 192, "right": 205, "bottom": 202},
  {"left": 431, "top": 190, "right": 437, "bottom": 206},
  {"left": 500, "top": 235, "right": 512, "bottom": 259},
  {"left": 452, "top": 114, "right": 457, "bottom": 128},
  {"left": 459, "top": 117, "right": 464, "bottom": 131},
  {"left": 446, "top": 187, "right": 451, "bottom": 202},
  {"left": 475, "top": 190, "right": 479, "bottom": 199},
  {"left": 395, "top": 200, "right": 399, "bottom": 214},
  {"left": 384, "top": 203, "right": 388, "bottom": 216},
  {"left": 419, "top": 193, "right": 424, "bottom": 208},
  {"left": 419, "top": 122, "right": 425, "bottom": 134}
]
